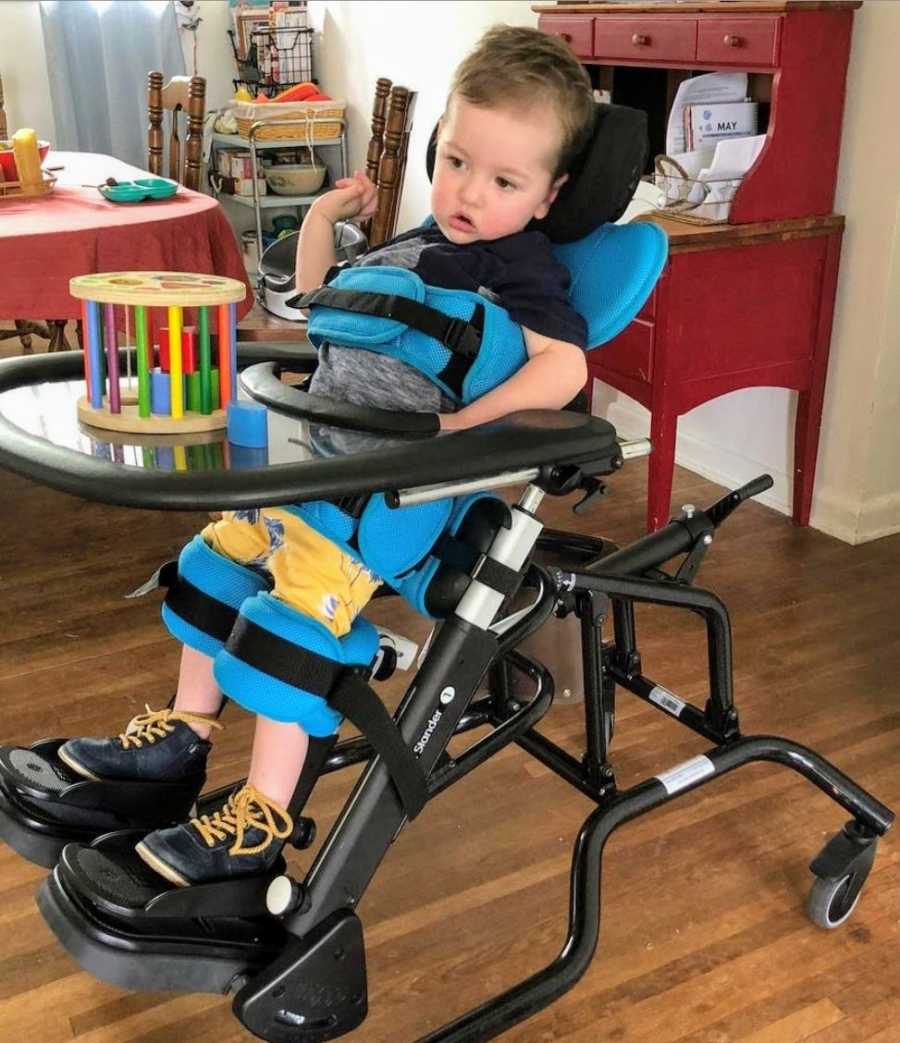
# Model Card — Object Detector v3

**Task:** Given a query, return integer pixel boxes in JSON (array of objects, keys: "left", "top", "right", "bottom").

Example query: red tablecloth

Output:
[{"left": 0, "top": 152, "right": 253, "bottom": 320}]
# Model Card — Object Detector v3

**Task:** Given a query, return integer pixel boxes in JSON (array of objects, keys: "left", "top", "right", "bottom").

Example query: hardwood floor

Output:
[{"left": 0, "top": 458, "right": 897, "bottom": 1043}]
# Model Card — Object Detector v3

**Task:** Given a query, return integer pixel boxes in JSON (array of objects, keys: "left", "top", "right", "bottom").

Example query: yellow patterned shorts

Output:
[{"left": 202, "top": 508, "right": 380, "bottom": 637}]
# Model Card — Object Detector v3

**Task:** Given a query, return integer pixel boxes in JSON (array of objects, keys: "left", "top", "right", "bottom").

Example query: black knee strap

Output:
[
  {"left": 329, "top": 672, "right": 428, "bottom": 820},
  {"left": 225, "top": 615, "right": 428, "bottom": 820},
  {"left": 159, "top": 561, "right": 240, "bottom": 644}
]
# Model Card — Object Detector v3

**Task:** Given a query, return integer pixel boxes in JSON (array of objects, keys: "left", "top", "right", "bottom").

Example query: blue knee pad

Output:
[
  {"left": 161, "top": 535, "right": 270, "bottom": 658},
  {"left": 213, "top": 593, "right": 380, "bottom": 736}
]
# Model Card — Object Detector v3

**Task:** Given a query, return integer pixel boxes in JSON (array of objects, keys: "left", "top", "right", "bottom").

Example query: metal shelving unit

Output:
[{"left": 210, "top": 119, "right": 348, "bottom": 263}]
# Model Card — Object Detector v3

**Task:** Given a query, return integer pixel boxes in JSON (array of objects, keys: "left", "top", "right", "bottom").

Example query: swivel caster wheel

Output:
[
  {"left": 807, "top": 872, "right": 867, "bottom": 929},
  {"left": 806, "top": 819, "right": 877, "bottom": 930}
]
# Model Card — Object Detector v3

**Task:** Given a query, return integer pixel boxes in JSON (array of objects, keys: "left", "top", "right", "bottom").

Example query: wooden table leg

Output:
[
  {"left": 0, "top": 320, "right": 47, "bottom": 353},
  {"left": 46, "top": 319, "right": 72, "bottom": 352},
  {"left": 647, "top": 408, "right": 678, "bottom": 531},
  {"left": 17, "top": 319, "right": 34, "bottom": 354}
]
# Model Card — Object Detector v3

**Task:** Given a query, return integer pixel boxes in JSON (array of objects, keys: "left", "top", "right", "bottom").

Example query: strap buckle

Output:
[{"left": 443, "top": 317, "right": 480, "bottom": 359}]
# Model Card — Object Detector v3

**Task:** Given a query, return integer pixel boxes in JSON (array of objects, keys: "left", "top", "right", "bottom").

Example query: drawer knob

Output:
[
  {"left": 559, "top": 32, "right": 572, "bottom": 43},
  {"left": 723, "top": 34, "right": 743, "bottom": 47},
  {"left": 631, "top": 33, "right": 650, "bottom": 46}
]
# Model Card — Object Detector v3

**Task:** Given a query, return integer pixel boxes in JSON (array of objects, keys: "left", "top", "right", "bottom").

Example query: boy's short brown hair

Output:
[{"left": 449, "top": 25, "right": 595, "bottom": 178}]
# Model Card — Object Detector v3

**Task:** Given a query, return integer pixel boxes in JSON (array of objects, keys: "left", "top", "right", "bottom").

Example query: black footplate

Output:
[
  {"left": 38, "top": 828, "right": 290, "bottom": 994},
  {"left": 0, "top": 739, "right": 205, "bottom": 868}
]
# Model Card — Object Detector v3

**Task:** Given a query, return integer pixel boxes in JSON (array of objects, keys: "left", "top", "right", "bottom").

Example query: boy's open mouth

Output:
[{"left": 448, "top": 212, "right": 476, "bottom": 233}]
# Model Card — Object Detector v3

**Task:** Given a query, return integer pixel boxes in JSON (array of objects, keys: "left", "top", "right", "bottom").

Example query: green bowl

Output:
[
  {"left": 133, "top": 177, "right": 179, "bottom": 199},
  {"left": 99, "top": 177, "right": 178, "bottom": 204}
]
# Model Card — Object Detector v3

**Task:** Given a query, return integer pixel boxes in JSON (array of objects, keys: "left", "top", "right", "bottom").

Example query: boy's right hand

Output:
[{"left": 312, "top": 170, "right": 378, "bottom": 224}]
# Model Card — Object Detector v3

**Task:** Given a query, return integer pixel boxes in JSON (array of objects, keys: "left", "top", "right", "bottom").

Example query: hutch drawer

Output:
[
  {"left": 696, "top": 16, "right": 781, "bottom": 67},
  {"left": 592, "top": 17, "right": 697, "bottom": 63},
  {"left": 537, "top": 15, "right": 594, "bottom": 58}
]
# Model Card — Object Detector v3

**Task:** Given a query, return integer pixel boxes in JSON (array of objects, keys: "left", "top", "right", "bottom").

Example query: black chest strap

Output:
[{"left": 294, "top": 287, "right": 485, "bottom": 400}]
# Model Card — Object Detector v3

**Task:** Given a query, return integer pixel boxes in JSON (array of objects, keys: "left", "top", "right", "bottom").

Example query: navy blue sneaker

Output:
[
  {"left": 135, "top": 784, "right": 292, "bottom": 887},
  {"left": 57, "top": 706, "right": 222, "bottom": 782}
]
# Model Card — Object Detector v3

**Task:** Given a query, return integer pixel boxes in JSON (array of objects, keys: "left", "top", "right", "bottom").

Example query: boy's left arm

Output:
[{"left": 438, "top": 327, "right": 588, "bottom": 432}]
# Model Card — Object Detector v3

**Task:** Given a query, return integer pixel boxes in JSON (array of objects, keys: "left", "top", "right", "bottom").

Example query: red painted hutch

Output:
[{"left": 534, "top": 1, "right": 861, "bottom": 529}]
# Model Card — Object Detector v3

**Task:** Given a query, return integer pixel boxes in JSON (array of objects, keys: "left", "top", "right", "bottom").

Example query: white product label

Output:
[
  {"left": 655, "top": 755, "right": 715, "bottom": 795},
  {"left": 649, "top": 685, "right": 686, "bottom": 717}
]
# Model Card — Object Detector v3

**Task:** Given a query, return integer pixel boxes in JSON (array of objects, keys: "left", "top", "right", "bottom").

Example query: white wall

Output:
[
  {"left": 187, "top": 0, "right": 240, "bottom": 110},
  {"left": 825, "top": 2, "right": 900, "bottom": 543},
  {"left": 0, "top": 1, "right": 57, "bottom": 142},
  {"left": 305, "top": 0, "right": 539, "bottom": 232}
]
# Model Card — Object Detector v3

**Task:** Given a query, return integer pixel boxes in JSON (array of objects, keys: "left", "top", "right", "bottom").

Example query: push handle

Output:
[{"left": 707, "top": 474, "right": 773, "bottom": 528}]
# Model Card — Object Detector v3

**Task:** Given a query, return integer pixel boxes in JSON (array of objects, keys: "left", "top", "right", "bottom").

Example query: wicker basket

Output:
[{"left": 228, "top": 100, "right": 345, "bottom": 142}]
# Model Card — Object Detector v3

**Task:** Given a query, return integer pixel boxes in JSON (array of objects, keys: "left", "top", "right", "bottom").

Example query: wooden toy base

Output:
[{"left": 77, "top": 395, "right": 227, "bottom": 435}]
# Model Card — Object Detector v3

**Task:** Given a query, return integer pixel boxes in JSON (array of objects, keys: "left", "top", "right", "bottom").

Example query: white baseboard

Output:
[
  {"left": 856, "top": 491, "right": 900, "bottom": 543},
  {"left": 598, "top": 393, "right": 900, "bottom": 544},
  {"left": 805, "top": 487, "right": 864, "bottom": 544}
]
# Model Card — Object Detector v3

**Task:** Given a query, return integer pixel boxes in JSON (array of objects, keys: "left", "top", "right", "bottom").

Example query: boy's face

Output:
[{"left": 431, "top": 96, "right": 567, "bottom": 244}]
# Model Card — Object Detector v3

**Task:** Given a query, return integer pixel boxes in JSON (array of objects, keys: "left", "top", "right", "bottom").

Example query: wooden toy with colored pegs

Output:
[{"left": 70, "top": 272, "right": 246, "bottom": 435}]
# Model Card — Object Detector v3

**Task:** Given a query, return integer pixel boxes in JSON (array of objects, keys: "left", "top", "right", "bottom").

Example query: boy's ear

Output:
[
  {"left": 534, "top": 173, "right": 569, "bottom": 220},
  {"left": 549, "top": 173, "right": 569, "bottom": 203}
]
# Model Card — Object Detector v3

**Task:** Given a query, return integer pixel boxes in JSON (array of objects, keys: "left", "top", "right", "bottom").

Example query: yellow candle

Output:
[{"left": 12, "top": 129, "right": 43, "bottom": 195}]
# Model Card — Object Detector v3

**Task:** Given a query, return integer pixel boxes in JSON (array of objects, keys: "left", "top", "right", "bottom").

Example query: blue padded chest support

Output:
[
  {"left": 305, "top": 222, "right": 667, "bottom": 406},
  {"left": 306, "top": 266, "right": 527, "bottom": 406}
]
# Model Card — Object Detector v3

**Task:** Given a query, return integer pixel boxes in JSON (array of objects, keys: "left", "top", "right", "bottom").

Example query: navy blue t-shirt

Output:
[{"left": 357, "top": 224, "right": 587, "bottom": 348}]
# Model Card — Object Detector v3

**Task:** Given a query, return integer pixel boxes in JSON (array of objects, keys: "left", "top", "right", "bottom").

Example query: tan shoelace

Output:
[
  {"left": 119, "top": 705, "right": 223, "bottom": 749},
  {"left": 191, "top": 784, "right": 293, "bottom": 856}
]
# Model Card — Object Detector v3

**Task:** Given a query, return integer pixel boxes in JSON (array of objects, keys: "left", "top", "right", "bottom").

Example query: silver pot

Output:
[{"left": 258, "top": 221, "right": 368, "bottom": 321}]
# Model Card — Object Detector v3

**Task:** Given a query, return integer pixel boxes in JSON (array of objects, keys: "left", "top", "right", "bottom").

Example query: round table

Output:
[{"left": 0, "top": 151, "right": 253, "bottom": 351}]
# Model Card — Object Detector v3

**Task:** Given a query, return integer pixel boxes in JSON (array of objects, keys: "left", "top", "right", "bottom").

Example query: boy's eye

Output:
[
  {"left": 446, "top": 155, "right": 463, "bottom": 169},
  {"left": 495, "top": 177, "right": 516, "bottom": 191}
]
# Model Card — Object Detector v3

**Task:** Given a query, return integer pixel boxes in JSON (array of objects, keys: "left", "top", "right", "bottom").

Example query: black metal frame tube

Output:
[
  {"left": 570, "top": 571, "right": 736, "bottom": 731},
  {"left": 416, "top": 734, "right": 894, "bottom": 1043},
  {"left": 284, "top": 618, "right": 499, "bottom": 937},
  {"left": 607, "top": 666, "right": 724, "bottom": 743}
]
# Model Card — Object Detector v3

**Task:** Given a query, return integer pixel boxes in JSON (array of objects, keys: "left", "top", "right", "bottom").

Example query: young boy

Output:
[{"left": 56, "top": 26, "right": 596, "bottom": 887}]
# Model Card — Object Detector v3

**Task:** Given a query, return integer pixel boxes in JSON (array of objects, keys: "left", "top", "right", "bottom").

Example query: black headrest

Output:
[{"left": 425, "top": 102, "right": 648, "bottom": 244}]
